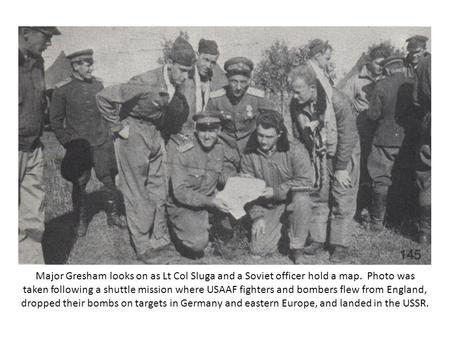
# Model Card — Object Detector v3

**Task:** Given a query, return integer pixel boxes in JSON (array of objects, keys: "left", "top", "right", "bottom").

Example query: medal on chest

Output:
[{"left": 245, "top": 105, "right": 254, "bottom": 119}]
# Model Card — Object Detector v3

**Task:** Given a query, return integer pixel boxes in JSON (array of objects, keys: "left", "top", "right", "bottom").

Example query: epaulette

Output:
[
  {"left": 54, "top": 77, "right": 72, "bottom": 88},
  {"left": 177, "top": 141, "right": 194, "bottom": 153},
  {"left": 246, "top": 87, "right": 265, "bottom": 98},
  {"left": 209, "top": 88, "right": 226, "bottom": 99},
  {"left": 170, "top": 133, "right": 194, "bottom": 153}
]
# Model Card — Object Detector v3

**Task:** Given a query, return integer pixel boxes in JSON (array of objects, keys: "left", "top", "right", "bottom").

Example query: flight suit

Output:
[
  {"left": 291, "top": 88, "right": 359, "bottom": 247},
  {"left": 241, "top": 141, "right": 314, "bottom": 254},
  {"left": 96, "top": 66, "right": 185, "bottom": 255}
]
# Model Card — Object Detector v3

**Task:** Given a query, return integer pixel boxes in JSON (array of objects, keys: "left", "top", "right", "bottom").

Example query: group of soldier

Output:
[{"left": 18, "top": 27, "right": 431, "bottom": 264}]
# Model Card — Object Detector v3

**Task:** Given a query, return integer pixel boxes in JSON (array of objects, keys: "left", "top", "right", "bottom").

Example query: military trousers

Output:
[
  {"left": 309, "top": 145, "right": 360, "bottom": 247},
  {"left": 114, "top": 117, "right": 170, "bottom": 256},
  {"left": 167, "top": 203, "right": 230, "bottom": 254},
  {"left": 250, "top": 192, "right": 312, "bottom": 255},
  {"left": 368, "top": 144, "right": 416, "bottom": 225},
  {"left": 19, "top": 145, "right": 45, "bottom": 264}
]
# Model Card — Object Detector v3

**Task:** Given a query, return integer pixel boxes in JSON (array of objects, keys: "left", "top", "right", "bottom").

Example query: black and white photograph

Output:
[{"left": 18, "top": 26, "right": 431, "bottom": 265}]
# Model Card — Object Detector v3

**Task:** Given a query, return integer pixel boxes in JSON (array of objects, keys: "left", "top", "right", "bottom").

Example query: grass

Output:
[{"left": 41, "top": 131, "right": 430, "bottom": 265}]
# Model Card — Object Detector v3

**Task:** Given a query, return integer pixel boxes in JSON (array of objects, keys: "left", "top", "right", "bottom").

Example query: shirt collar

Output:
[{"left": 163, "top": 64, "right": 175, "bottom": 101}]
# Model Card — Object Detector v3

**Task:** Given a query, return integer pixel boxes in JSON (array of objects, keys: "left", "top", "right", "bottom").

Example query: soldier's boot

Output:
[
  {"left": 418, "top": 205, "right": 431, "bottom": 245},
  {"left": 105, "top": 190, "right": 127, "bottom": 228},
  {"left": 291, "top": 249, "right": 310, "bottom": 265},
  {"left": 72, "top": 185, "right": 88, "bottom": 237},
  {"left": 304, "top": 241, "right": 325, "bottom": 256},
  {"left": 329, "top": 245, "right": 350, "bottom": 264},
  {"left": 369, "top": 188, "right": 388, "bottom": 232}
]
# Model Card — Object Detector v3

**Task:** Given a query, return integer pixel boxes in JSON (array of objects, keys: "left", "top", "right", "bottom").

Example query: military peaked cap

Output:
[
  {"left": 66, "top": 49, "right": 94, "bottom": 63},
  {"left": 26, "top": 26, "right": 61, "bottom": 36},
  {"left": 224, "top": 57, "right": 254, "bottom": 77}
]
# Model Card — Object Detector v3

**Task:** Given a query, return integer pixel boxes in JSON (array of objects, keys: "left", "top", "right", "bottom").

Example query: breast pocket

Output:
[{"left": 187, "top": 168, "right": 206, "bottom": 188}]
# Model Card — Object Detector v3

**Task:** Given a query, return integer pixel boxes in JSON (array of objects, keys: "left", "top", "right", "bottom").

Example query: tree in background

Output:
[
  {"left": 368, "top": 40, "right": 405, "bottom": 59},
  {"left": 254, "top": 40, "right": 310, "bottom": 114},
  {"left": 157, "top": 31, "right": 190, "bottom": 65}
]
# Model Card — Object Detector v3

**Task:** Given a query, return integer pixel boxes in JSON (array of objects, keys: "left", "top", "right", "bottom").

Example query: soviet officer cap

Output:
[
  {"left": 66, "top": 49, "right": 94, "bottom": 63},
  {"left": 406, "top": 35, "right": 428, "bottom": 51},
  {"left": 26, "top": 26, "right": 61, "bottom": 36},
  {"left": 307, "top": 39, "right": 332, "bottom": 58},
  {"left": 224, "top": 57, "right": 254, "bottom": 77},
  {"left": 198, "top": 39, "right": 219, "bottom": 55},
  {"left": 169, "top": 37, "right": 197, "bottom": 67},
  {"left": 193, "top": 110, "right": 223, "bottom": 130}
]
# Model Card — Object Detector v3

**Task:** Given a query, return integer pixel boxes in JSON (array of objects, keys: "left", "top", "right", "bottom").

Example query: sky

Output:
[{"left": 42, "top": 26, "right": 431, "bottom": 85}]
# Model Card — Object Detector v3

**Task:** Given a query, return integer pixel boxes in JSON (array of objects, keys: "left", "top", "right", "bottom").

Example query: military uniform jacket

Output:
[
  {"left": 168, "top": 137, "right": 227, "bottom": 208},
  {"left": 19, "top": 50, "right": 47, "bottom": 151},
  {"left": 241, "top": 141, "right": 314, "bottom": 220},
  {"left": 205, "top": 86, "right": 275, "bottom": 140},
  {"left": 414, "top": 53, "right": 431, "bottom": 113},
  {"left": 368, "top": 72, "right": 417, "bottom": 147},
  {"left": 50, "top": 76, "right": 109, "bottom": 146}
]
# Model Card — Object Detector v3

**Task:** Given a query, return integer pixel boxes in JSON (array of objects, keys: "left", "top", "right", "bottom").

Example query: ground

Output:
[{"left": 41, "top": 131, "right": 430, "bottom": 265}]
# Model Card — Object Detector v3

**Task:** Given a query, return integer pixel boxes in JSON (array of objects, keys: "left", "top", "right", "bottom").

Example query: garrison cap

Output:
[
  {"left": 224, "top": 57, "right": 254, "bottom": 77},
  {"left": 169, "top": 37, "right": 196, "bottom": 67},
  {"left": 198, "top": 39, "right": 219, "bottom": 55},
  {"left": 27, "top": 26, "right": 61, "bottom": 36},
  {"left": 193, "top": 110, "right": 222, "bottom": 127},
  {"left": 66, "top": 49, "right": 94, "bottom": 63},
  {"left": 307, "top": 39, "right": 332, "bottom": 58},
  {"left": 406, "top": 35, "right": 428, "bottom": 50}
]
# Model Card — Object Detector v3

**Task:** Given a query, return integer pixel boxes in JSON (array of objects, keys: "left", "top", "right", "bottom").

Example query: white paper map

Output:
[{"left": 216, "top": 177, "right": 266, "bottom": 219}]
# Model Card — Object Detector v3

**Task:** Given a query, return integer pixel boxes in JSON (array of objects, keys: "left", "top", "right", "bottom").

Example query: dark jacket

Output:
[
  {"left": 49, "top": 76, "right": 109, "bottom": 146},
  {"left": 290, "top": 87, "right": 358, "bottom": 171},
  {"left": 414, "top": 53, "right": 431, "bottom": 113},
  {"left": 19, "top": 50, "right": 47, "bottom": 151},
  {"left": 368, "top": 71, "right": 417, "bottom": 147}
]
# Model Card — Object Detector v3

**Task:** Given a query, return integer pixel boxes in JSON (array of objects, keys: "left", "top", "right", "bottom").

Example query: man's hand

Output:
[
  {"left": 252, "top": 218, "right": 266, "bottom": 240},
  {"left": 261, "top": 187, "right": 274, "bottom": 199},
  {"left": 211, "top": 197, "right": 232, "bottom": 214},
  {"left": 334, "top": 169, "right": 351, "bottom": 188},
  {"left": 117, "top": 125, "right": 130, "bottom": 139}
]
